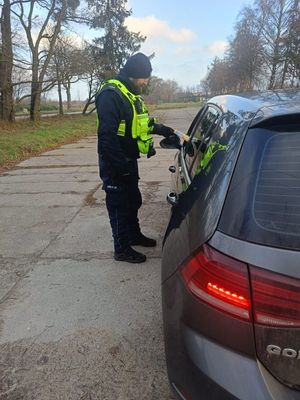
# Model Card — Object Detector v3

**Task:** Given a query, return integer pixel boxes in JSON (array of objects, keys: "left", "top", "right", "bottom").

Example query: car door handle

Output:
[
  {"left": 169, "top": 165, "right": 176, "bottom": 173},
  {"left": 167, "top": 192, "right": 178, "bottom": 206}
]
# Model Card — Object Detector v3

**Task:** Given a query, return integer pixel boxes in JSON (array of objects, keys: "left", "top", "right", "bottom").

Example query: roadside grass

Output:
[
  {"left": 0, "top": 114, "right": 97, "bottom": 173},
  {"left": 0, "top": 102, "right": 199, "bottom": 173},
  {"left": 149, "top": 101, "right": 202, "bottom": 111}
]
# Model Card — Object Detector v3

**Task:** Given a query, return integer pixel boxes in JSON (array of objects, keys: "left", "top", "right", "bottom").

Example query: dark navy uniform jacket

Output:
[{"left": 96, "top": 72, "right": 141, "bottom": 178}]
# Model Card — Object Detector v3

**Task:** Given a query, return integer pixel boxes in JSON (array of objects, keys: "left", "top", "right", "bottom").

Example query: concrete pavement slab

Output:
[
  {"left": 41, "top": 207, "right": 113, "bottom": 259},
  {"left": 0, "top": 257, "right": 172, "bottom": 399},
  {"left": 0, "top": 172, "right": 97, "bottom": 184},
  {"left": 0, "top": 206, "right": 79, "bottom": 257},
  {"left": 0, "top": 192, "right": 85, "bottom": 207},
  {"left": 0, "top": 181, "right": 97, "bottom": 194},
  {"left": 0, "top": 258, "right": 162, "bottom": 343},
  {"left": 0, "top": 326, "right": 173, "bottom": 400},
  {"left": 41, "top": 200, "right": 168, "bottom": 260},
  {"left": 17, "top": 156, "right": 97, "bottom": 168},
  {"left": 139, "top": 182, "right": 172, "bottom": 203},
  {"left": 0, "top": 258, "right": 33, "bottom": 301},
  {"left": 0, "top": 107, "right": 199, "bottom": 399},
  {"left": 0, "top": 166, "right": 81, "bottom": 176}
]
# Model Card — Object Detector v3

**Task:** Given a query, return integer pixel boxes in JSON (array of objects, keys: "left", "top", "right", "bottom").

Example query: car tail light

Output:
[
  {"left": 181, "top": 244, "right": 251, "bottom": 321},
  {"left": 250, "top": 266, "right": 300, "bottom": 327}
]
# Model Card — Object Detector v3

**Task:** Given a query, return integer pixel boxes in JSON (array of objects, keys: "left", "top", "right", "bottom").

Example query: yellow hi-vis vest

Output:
[{"left": 99, "top": 79, "right": 154, "bottom": 154}]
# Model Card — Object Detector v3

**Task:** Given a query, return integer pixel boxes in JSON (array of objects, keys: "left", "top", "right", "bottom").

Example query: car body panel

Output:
[
  {"left": 209, "top": 231, "right": 300, "bottom": 279},
  {"left": 162, "top": 90, "right": 300, "bottom": 399},
  {"left": 163, "top": 104, "right": 251, "bottom": 281}
]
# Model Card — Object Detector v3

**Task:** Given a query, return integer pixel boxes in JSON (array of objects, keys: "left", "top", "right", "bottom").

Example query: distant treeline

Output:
[{"left": 201, "top": 0, "right": 300, "bottom": 96}]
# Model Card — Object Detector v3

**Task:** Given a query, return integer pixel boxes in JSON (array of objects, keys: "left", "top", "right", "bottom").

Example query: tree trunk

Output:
[
  {"left": 268, "top": 1, "right": 285, "bottom": 90},
  {"left": 268, "top": 62, "right": 277, "bottom": 89},
  {"left": 28, "top": 1, "right": 67, "bottom": 121},
  {"left": 82, "top": 75, "right": 94, "bottom": 114},
  {"left": 0, "top": 0, "right": 14, "bottom": 121},
  {"left": 280, "top": 59, "right": 288, "bottom": 88},
  {"left": 82, "top": 100, "right": 92, "bottom": 115},
  {"left": 66, "top": 80, "right": 71, "bottom": 110},
  {"left": 57, "top": 80, "right": 64, "bottom": 115},
  {"left": 30, "top": 55, "right": 41, "bottom": 121},
  {"left": 30, "top": 81, "right": 42, "bottom": 121}
]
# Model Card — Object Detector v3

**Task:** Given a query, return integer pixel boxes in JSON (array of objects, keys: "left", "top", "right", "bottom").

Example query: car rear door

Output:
[{"left": 163, "top": 104, "right": 248, "bottom": 281}]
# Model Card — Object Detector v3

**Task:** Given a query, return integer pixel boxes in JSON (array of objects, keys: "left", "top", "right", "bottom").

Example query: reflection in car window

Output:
[
  {"left": 190, "top": 112, "right": 239, "bottom": 179},
  {"left": 190, "top": 118, "right": 226, "bottom": 178},
  {"left": 184, "top": 106, "right": 220, "bottom": 175}
]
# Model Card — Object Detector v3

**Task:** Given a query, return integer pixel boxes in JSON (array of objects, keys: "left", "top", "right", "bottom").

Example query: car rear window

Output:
[{"left": 219, "top": 124, "right": 300, "bottom": 251}]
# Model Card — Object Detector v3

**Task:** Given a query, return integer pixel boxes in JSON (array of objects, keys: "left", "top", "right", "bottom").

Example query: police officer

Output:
[{"left": 96, "top": 53, "right": 174, "bottom": 263}]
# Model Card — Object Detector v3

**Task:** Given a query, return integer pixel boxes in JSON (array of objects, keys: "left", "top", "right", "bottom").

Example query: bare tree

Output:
[
  {"left": 200, "top": 76, "right": 210, "bottom": 100},
  {"left": 203, "top": 0, "right": 299, "bottom": 94},
  {"left": 80, "top": 42, "right": 108, "bottom": 114},
  {"left": 205, "top": 57, "right": 232, "bottom": 95},
  {"left": 254, "top": 0, "right": 292, "bottom": 89},
  {"left": 227, "top": 6, "right": 264, "bottom": 91},
  {"left": 0, "top": 0, "right": 14, "bottom": 121},
  {"left": 144, "top": 77, "right": 180, "bottom": 103},
  {"left": 49, "top": 33, "right": 85, "bottom": 114},
  {"left": 10, "top": 0, "right": 80, "bottom": 121},
  {"left": 12, "top": 66, "right": 31, "bottom": 104},
  {"left": 283, "top": 0, "right": 300, "bottom": 85}
]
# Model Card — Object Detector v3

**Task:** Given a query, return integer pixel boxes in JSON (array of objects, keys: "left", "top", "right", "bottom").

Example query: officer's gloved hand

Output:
[
  {"left": 153, "top": 123, "right": 174, "bottom": 138},
  {"left": 147, "top": 143, "right": 156, "bottom": 158},
  {"left": 148, "top": 117, "right": 155, "bottom": 128}
]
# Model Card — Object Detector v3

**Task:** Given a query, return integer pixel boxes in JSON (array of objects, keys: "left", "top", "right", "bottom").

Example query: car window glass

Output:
[
  {"left": 184, "top": 106, "right": 220, "bottom": 174},
  {"left": 186, "top": 106, "right": 205, "bottom": 137},
  {"left": 190, "top": 111, "right": 240, "bottom": 179},
  {"left": 188, "top": 108, "right": 223, "bottom": 178},
  {"left": 219, "top": 126, "right": 300, "bottom": 251}
]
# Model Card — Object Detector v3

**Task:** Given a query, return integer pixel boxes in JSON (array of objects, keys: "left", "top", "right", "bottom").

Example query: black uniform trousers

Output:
[{"left": 99, "top": 157, "right": 142, "bottom": 252}]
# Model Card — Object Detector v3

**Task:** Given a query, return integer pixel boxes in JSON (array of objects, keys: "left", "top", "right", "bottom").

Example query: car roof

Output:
[{"left": 208, "top": 89, "right": 300, "bottom": 125}]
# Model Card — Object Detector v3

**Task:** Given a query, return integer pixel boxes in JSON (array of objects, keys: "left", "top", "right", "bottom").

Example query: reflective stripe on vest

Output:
[{"left": 99, "top": 79, "right": 153, "bottom": 154}]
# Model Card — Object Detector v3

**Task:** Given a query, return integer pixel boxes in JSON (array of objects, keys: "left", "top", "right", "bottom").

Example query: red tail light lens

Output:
[
  {"left": 250, "top": 266, "right": 300, "bottom": 327},
  {"left": 181, "top": 245, "right": 251, "bottom": 321}
]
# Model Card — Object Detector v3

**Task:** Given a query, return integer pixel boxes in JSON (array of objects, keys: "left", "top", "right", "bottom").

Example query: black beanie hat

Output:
[{"left": 123, "top": 53, "right": 152, "bottom": 79}]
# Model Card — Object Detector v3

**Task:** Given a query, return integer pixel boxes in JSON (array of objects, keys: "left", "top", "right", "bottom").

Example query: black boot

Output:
[
  {"left": 114, "top": 246, "right": 146, "bottom": 263},
  {"left": 130, "top": 233, "right": 157, "bottom": 247}
]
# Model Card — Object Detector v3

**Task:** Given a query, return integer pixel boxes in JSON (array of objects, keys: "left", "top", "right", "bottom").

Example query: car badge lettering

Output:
[{"left": 267, "top": 345, "right": 300, "bottom": 359}]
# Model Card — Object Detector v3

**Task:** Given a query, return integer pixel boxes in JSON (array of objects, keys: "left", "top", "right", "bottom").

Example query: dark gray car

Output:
[{"left": 162, "top": 90, "right": 300, "bottom": 400}]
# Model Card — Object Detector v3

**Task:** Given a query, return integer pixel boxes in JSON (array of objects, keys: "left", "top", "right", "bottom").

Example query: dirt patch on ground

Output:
[
  {"left": 83, "top": 185, "right": 101, "bottom": 207},
  {"left": 0, "top": 326, "right": 175, "bottom": 400}
]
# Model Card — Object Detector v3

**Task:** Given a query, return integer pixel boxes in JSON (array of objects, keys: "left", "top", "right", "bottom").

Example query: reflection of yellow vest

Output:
[
  {"left": 196, "top": 142, "right": 228, "bottom": 175},
  {"left": 99, "top": 79, "right": 153, "bottom": 154}
]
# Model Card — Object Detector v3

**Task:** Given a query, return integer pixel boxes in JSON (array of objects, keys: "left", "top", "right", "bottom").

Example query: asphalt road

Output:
[{"left": 0, "top": 107, "right": 198, "bottom": 400}]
